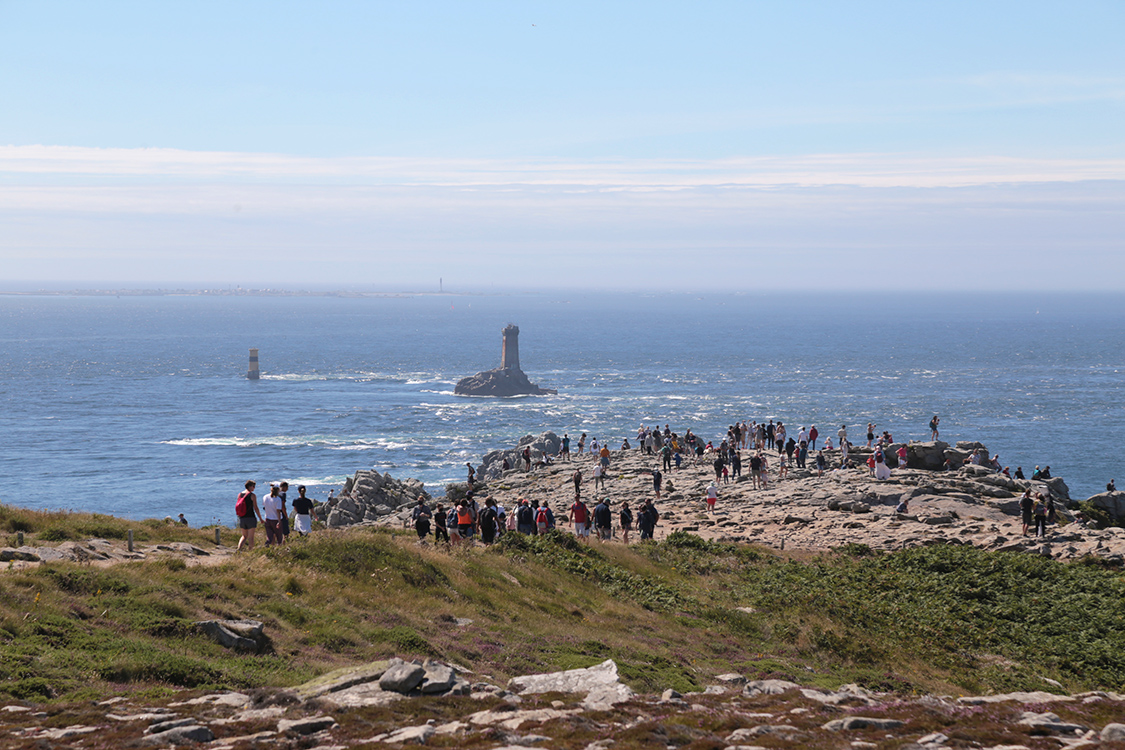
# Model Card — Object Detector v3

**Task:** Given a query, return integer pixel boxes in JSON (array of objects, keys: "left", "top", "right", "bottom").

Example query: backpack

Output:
[
  {"left": 535, "top": 507, "right": 549, "bottom": 526},
  {"left": 517, "top": 505, "right": 533, "bottom": 525},
  {"left": 235, "top": 491, "right": 249, "bottom": 518}
]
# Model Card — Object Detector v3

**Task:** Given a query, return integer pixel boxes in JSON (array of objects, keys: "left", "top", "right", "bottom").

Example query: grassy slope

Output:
[{"left": 1, "top": 503, "right": 1123, "bottom": 703}]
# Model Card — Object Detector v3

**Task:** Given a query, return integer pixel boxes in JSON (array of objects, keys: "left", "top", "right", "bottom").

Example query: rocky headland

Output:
[{"left": 360, "top": 432, "right": 1125, "bottom": 564}]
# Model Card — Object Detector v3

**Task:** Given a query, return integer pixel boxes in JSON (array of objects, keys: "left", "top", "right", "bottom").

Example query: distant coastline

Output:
[{"left": 0, "top": 288, "right": 493, "bottom": 298}]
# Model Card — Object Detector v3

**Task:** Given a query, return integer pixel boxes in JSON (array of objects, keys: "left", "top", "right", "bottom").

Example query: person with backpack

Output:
[
  {"left": 235, "top": 479, "right": 264, "bottom": 551},
  {"left": 516, "top": 499, "right": 535, "bottom": 534},
  {"left": 534, "top": 501, "right": 550, "bottom": 534},
  {"left": 570, "top": 497, "right": 590, "bottom": 542},
  {"left": 1032, "top": 493, "right": 1049, "bottom": 538},
  {"left": 619, "top": 501, "right": 633, "bottom": 545},
  {"left": 479, "top": 499, "right": 499, "bottom": 544},
  {"left": 593, "top": 498, "right": 612, "bottom": 541}
]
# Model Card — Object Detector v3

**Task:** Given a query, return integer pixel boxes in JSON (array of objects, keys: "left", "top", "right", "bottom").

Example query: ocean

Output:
[{"left": 0, "top": 291, "right": 1121, "bottom": 525}]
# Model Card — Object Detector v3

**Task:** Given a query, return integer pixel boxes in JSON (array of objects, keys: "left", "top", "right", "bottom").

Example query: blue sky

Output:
[{"left": 1, "top": 1, "right": 1123, "bottom": 290}]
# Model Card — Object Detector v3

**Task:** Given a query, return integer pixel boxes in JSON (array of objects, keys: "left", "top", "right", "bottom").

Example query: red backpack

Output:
[{"left": 235, "top": 492, "right": 249, "bottom": 517}]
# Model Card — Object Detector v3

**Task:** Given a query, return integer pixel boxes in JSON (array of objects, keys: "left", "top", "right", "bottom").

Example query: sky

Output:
[{"left": 1, "top": 1, "right": 1123, "bottom": 292}]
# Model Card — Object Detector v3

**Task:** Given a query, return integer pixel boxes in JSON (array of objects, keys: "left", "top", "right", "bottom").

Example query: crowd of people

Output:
[{"left": 405, "top": 490, "right": 662, "bottom": 547}]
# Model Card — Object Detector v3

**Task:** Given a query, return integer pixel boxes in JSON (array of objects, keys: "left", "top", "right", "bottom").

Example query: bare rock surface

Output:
[{"left": 5, "top": 662, "right": 1125, "bottom": 749}]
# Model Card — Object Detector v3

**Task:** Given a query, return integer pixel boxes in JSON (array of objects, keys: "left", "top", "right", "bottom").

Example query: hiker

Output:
[
  {"left": 593, "top": 498, "right": 612, "bottom": 541},
  {"left": 263, "top": 484, "right": 285, "bottom": 546},
  {"left": 516, "top": 499, "right": 535, "bottom": 534},
  {"left": 619, "top": 501, "right": 633, "bottom": 544},
  {"left": 412, "top": 496, "right": 432, "bottom": 542},
  {"left": 479, "top": 499, "right": 499, "bottom": 544},
  {"left": 235, "top": 480, "right": 263, "bottom": 551},
  {"left": 292, "top": 485, "right": 318, "bottom": 536},
  {"left": 433, "top": 503, "right": 449, "bottom": 544},
  {"left": 705, "top": 482, "right": 718, "bottom": 514},
  {"left": 638, "top": 500, "right": 659, "bottom": 540},
  {"left": 570, "top": 496, "right": 591, "bottom": 542}
]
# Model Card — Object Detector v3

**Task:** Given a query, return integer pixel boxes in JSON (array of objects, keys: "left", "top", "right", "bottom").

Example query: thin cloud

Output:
[{"left": 2, "top": 145, "right": 1124, "bottom": 190}]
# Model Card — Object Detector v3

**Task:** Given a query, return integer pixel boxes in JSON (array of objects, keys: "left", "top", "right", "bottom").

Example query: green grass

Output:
[{"left": 1, "top": 504, "right": 1124, "bottom": 704}]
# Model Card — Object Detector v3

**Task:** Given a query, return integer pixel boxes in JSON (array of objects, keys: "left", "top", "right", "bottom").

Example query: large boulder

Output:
[
  {"left": 1089, "top": 491, "right": 1125, "bottom": 522},
  {"left": 906, "top": 441, "right": 948, "bottom": 470},
  {"left": 477, "top": 432, "right": 562, "bottom": 480},
  {"left": 454, "top": 367, "right": 556, "bottom": 397}
]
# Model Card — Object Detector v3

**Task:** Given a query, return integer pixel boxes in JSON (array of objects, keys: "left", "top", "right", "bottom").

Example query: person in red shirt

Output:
[{"left": 569, "top": 498, "right": 590, "bottom": 542}]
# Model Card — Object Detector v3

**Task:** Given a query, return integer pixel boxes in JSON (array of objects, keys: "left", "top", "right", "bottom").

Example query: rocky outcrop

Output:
[
  {"left": 194, "top": 619, "right": 266, "bottom": 652},
  {"left": 476, "top": 432, "right": 562, "bottom": 481},
  {"left": 1089, "top": 491, "right": 1125, "bottom": 522},
  {"left": 326, "top": 470, "right": 430, "bottom": 528},
  {"left": 12, "top": 670, "right": 1125, "bottom": 749},
  {"left": 454, "top": 325, "right": 556, "bottom": 397},
  {"left": 454, "top": 366, "right": 556, "bottom": 397}
]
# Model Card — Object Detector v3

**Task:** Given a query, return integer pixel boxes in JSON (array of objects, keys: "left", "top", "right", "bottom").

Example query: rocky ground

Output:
[
  {"left": 5, "top": 657, "right": 1125, "bottom": 749},
  {"left": 375, "top": 437, "right": 1125, "bottom": 564}
]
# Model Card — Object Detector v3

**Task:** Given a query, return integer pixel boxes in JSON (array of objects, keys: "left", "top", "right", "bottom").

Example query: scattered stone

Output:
[
  {"left": 379, "top": 660, "right": 427, "bottom": 693},
  {"left": 194, "top": 619, "right": 263, "bottom": 652},
  {"left": 1101, "top": 724, "right": 1125, "bottom": 742},
  {"left": 742, "top": 679, "right": 801, "bottom": 697},
  {"left": 142, "top": 725, "right": 215, "bottom": 745},
  {"left": 374, "top": 723, "right": 434, "bottom": 744},
  {"left": 823, "top": 717, "right": 905, "bottom": 731},
  {"left": 1015, "top": 711, "right": 1087, "bottom": 735},
  {"left": 278, "top": 716, "right": 338, "bottom": 735}
]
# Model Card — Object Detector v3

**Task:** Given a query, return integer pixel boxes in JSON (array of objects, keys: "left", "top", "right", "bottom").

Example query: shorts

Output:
[
  {"left": 597, "top": 526, "right": 611, "bottom": 540},
  {"left": 458, "top": 524, "right": 473, "bottom": 536},
  {"left": 1022, "top": 512, "right": 1033, "bottom": 525},
  {"left": 239, "top": 515, "right": 257, "bottom": 529},
  {"left": 706, "top": 497, "right": 716, "bottom": 508},
  {"left": 574, "top": 522, "right": 588, "bottom": 536}
]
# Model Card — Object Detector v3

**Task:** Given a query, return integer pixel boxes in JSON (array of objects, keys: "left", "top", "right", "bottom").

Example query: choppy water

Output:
[{"left": 0, "top": 291, "right": 1121, "bottom": 524}]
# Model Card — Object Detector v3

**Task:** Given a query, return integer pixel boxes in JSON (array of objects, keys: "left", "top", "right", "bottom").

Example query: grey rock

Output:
[
  {"left": 379, "top": 660, "right": 427, "bottom": 693},
  {"left": 509, "top": 659, "right": 623, "bottom": 696},
  {"left": 420, "top": 662, "right": 457, "bottom": 694},
  {"left": 0, "top": 548, "right": 40, "bottom": 562},
  {"left": 742, "top": 679, "right": 801, "bottom": 697},
  {"left": 145, "top": 718, "right": 198, "bottom": 734},
  {"left": 822, "top": 716, "right": 904, "bottom": 731},
  {"left": 1016, "top": 711, "right": 1087, "bottom": 735},
  {"left": 278, "top": 716, "right": 337, "bottom": 735},
  {"left": 142, "top": 725, "right": 215, "bottom": 745},
  {"left": 194, "top": 620, "right": 262, "bottom": 652},
  {"left": 379, "top": 723, "right": 435, "bottom": 744},
  {"left": 1101, "top": 723, "right": 1125, "bottom": 741},
  {"left": 661, "top": 688, "right": 682, "bottom": 701},
  {"left": 1089, "top": 491, "right": 1125, "bottom": 522},
  {"left": 582, "top": 682, "right": 634, "bottom": 710},
  {"left": 293, "top": 661, "right": 391, "bottom": 700},
  {"left": 906, "top": 441, "right": 949, "bottom": 470},
  {"left": 715, "top": 673, "right": 747, "bottom": 685}
]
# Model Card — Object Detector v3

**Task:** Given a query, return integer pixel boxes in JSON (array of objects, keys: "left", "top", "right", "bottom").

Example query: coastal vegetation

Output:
[{"left": 1, "top": 504, "right": 1123, "bottom": 704}]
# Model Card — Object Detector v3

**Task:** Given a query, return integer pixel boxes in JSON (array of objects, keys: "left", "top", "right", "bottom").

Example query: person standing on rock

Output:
[
  {"left": 466, "top": 463, "right": 476, "bottom": 486},
  {"left": 523, "top": 447, "right": 532, "bottom": 472},
  {"left": 652, "top": 467, "right": 663, "bottom": 500},
  {"left": 561, "top": 433, "right": 571, "bottom": 461},
  {"left": 766, "top": 420, "right": 775, "bottom": 450},
  {"left": 577, "top": 433, "right": 586, "bottom": 454},
  {"left": 572, "top": 467, "right": 582, "bottom": 499},
  {"left": 236, "top": 480, "right": 263, "bottom": 552},
  {"left": 758, "top": 453, "right": 770, "bottom": 488},
  {"left": 1032, "top": 493, "right": 1049, "bottom": 537},
  {"left": 775, "top": 423, "right": 786, "bottom": 455},
  {"left": 705, "top": 481, "right": 719, "bottom": 514},
  {"left": 897, "top": 444, "right": 908, "bottom": 469},
  {"left": 749, "top": 452, "right": 762, "bottom": 488},
  {"left": 816, "top": 450, "right": 826, "bottom": 477},
  {"left": 593, "top": 462, "right": 605, "bottom": 492},
  {"left": 838, "top": 425, "right": 847, "bottom": 446},
  {"left": 600, "top": 444, "right": 611, "bottom": 470},
  {"left": 662, "top": 442, "right": 672, "bottom": 471},
  {"left": 930, "top": 415, "right": 940, "bottom": 440},
  {"left": 840, "top": 439, "right": 850, "bottom": 468},
  {"left": 808, "top": 425, "right": 819, "bottom": 450}
]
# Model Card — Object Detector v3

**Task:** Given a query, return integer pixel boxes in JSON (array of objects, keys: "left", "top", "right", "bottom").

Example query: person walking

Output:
[
  {"left": 235, "top": 480, "right": 263, "bottom": 552},
  {"left": 619, "top": 501, "right": 633, "bottom": 544},
  {"left": 292, "top": 485, "right": 318, "bottom": 536},
  {"left": 929, "top": 415, "right": 940, "bottom": 440},
  {"left": 705, "top": 481, "right": 719, "bottom": 514},
  {"left": 263, "top": 485, "right": 285, "bottom": 546}
]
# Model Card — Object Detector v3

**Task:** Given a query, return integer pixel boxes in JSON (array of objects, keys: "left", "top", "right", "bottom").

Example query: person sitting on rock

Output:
[
  {"left": 1108, "top": 479, "right": 1117, "bottom": 492},
  {"left": 1041, "top": 466, "right": 1052, "bottom": 479},
  {"left": 1015, "top": 466, "right": 1025, "bottom": 479},
  {"left": 1032, "top": 465, "right": 1043, "bottom": 480}
]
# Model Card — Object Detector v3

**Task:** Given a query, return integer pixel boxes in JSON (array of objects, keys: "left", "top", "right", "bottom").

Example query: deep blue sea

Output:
[{"left": 0, "top": 291, "right": 1121, "bottom": 525}]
